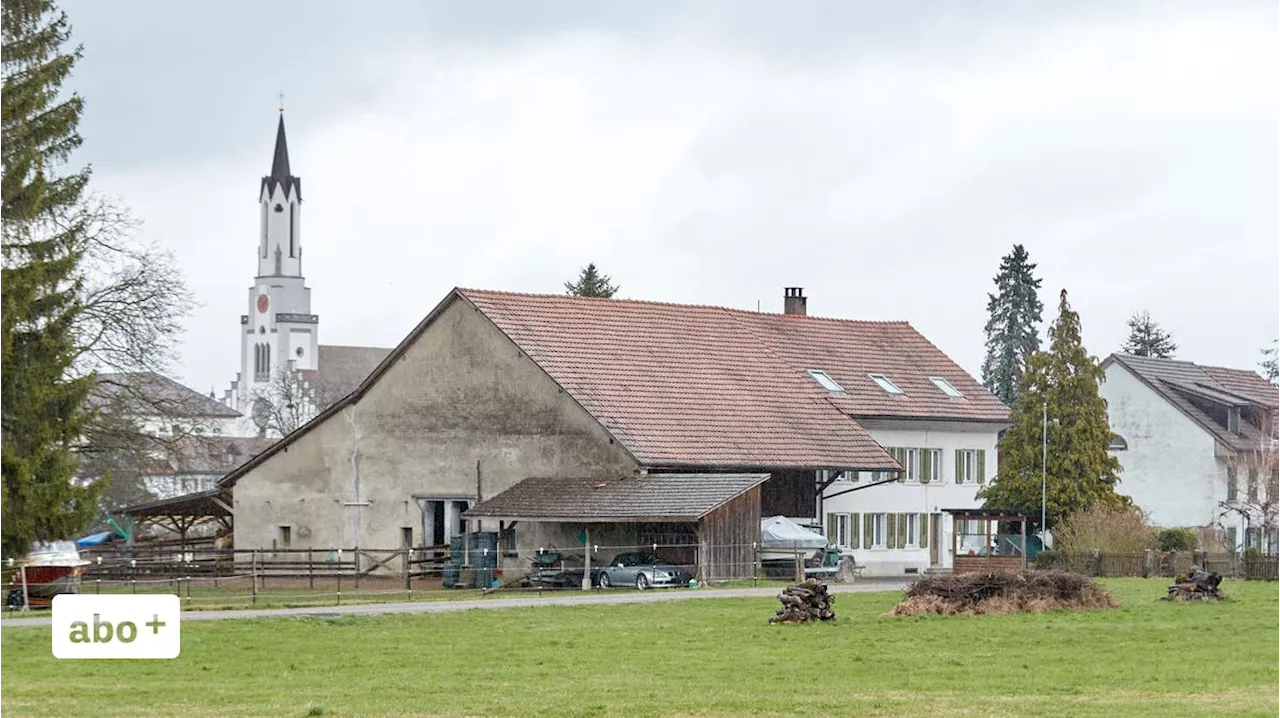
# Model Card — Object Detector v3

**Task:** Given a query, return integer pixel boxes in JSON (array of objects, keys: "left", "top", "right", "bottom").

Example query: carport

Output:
[
  {"left": 463, "top": 473, "right": 769, "bottom": 586},
  {"left": 121, "top": 488, "right": 233, "bottom": 547}
]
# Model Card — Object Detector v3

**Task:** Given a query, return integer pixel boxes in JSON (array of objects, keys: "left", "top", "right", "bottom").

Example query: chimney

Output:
[{"left": 783, "top": 287, "right": 807, "bottom": 316}]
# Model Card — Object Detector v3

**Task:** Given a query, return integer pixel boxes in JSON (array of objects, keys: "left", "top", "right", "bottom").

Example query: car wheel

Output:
[
  {"left": 599, "top": 572, "right": 611, "bottom": 588},
  {"left": 636, "top": 573, "right": 649, "bottom": 590}
]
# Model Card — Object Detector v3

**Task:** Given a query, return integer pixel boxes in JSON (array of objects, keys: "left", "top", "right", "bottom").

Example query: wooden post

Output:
[
  {"left": 336, "top": 549, "right": 342, "bottom": 605},
  {"left": 308, "top": 548, "right": 314, "bottom": 589},
  {"left": 251, "top": 550, "right": 258, "bottom": 605},
  {"left": 403, "top": 547, "right": 411, "bottom": 595},
  {"left": 753, "top": 542, "right": 760, "bottom": 586},
  {"left": 581, "top": 526, "right": 592, "bottom": 591},
  {"left": 1020, "top": 517, "right": 1027, "bottom": 570},
  {"left": 19, "top": 566, "right": 29, "bottom": 612}
]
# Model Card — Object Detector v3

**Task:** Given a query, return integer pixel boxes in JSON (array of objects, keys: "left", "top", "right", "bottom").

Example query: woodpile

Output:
[
  {"left": 769, "top": 578, "right": 835, "bottom": 624},
  {"left": 1165, "top": 568, "right": 1224, "bottom": 602}
]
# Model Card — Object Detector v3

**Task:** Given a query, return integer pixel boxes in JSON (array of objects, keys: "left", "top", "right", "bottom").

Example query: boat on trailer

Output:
[{"left": 6, "top": 541, "right": 90, "bottom": 608}]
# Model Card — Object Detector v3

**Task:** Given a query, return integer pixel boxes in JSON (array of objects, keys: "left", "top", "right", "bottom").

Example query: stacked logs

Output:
[
  {"left": 1165, "top": 568, "right": 1224, "bottom": 602},
  {"left": 769, "top": 578, "right": 836, "bottom": 624}
]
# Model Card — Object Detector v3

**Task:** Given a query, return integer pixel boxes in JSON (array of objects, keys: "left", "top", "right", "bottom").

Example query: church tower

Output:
[{"left": 231, "top": 111, "right": 319, "bottom": 424}]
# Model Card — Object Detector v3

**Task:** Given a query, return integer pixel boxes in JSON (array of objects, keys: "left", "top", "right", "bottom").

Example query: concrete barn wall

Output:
[
  {"left": 1100, "top": 362, "right": 1221, "bottom": 528},
  {"left": 233, "top": 297, "right": 639, "bottom": 556}
]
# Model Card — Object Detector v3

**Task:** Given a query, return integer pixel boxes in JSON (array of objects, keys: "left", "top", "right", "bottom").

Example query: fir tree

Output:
[
  {"left": 564, "top": 263, "right": 619, "bottom": 298},
  {"left": 1, "top": 0, "right": 101, "bottom": 556},
  {"left": 1261, "top": 339, "right": 1278, "bottom": 387},
  {"left": 978, "top": 289, "right": 1129, "bottom": 533},
  {"left": 1121, "top": 310, "right": 1177, "bottom": 358},
  {"left": 981, "top": 245, "right": 1044, "bottom": 406}
]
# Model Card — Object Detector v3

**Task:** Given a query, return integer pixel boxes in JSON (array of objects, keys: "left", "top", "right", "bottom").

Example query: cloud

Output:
[{"left": 88, "top": 2, "right": 1278, "bottom": 398}]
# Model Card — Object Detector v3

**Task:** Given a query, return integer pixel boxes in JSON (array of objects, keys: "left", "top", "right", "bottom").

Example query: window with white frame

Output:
[
  {"left": 871, "top": 513, "right": 887, "bottom": 548},
  {"left": 957, "top": 449, "right": 979, "bottom": 484},
  {"left": 807, "top": 369, "right": 845, "bottom": 393},
  {"left": 904, "top": 448, "right": 920, "bottom": 482},
  {"left": 826, "top": 513, "right": 851, "bottom": 548},
  {"left": 905, "top": 513, "right": 920, "bottom": 547},
  {"left": 930, "top": 377, "right": 964, "bottom": 397},
  {"left": 869, "top": 374, "right": 904, "bottom": 395}
]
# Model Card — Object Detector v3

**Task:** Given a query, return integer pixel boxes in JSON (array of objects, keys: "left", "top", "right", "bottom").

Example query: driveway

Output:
[{"left": 2, "top": 578, "right": 910, "bottom": 628}]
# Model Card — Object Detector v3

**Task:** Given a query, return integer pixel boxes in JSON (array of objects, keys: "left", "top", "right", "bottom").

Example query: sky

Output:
[{"left": 60, "top": 0, "right": 1279, "bottom": 397}]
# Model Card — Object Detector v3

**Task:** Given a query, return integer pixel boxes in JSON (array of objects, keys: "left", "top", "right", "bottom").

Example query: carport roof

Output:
[{"left": 463, "top": 473, "right": 769, "bottom": 523}]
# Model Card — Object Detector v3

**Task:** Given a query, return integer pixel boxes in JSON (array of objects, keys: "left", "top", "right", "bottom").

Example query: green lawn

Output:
[{"left": 2, "top": 579, "right": 1276, "bottom": 717}]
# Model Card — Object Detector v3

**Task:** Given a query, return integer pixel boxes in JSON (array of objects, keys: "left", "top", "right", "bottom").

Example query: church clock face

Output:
[{"left": 256, "top": 294, "right": 269, "bottom": 314}]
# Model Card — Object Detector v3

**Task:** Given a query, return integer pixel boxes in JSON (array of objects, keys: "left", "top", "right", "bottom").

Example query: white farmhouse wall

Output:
[
  {"left": 821, "top": 420, "right": 1001, "bottom": 576},
  {"left": 1101, "top": 363, "right": 1222, "bottom": 527}
]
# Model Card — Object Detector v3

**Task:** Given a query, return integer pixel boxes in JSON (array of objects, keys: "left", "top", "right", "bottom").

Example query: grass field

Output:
[{"left": 2, "top": 579, "right": 1276, "bottom": 717}]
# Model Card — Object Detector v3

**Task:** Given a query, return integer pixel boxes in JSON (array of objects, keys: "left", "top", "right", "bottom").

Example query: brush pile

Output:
[
  {"left": 1164, "top": 568, "right": 1224, "bottom": 602},
  {"left": 890, "top": 570, "right": 1117, "bottom": 616},
  {"left": 769, "top": 578, "right": 836, "bottom": 624}
]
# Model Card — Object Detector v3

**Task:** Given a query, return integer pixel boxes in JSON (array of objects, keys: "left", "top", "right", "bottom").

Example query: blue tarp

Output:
[{"left": 74, "top": 531, "right": 113, "bottom": 548}]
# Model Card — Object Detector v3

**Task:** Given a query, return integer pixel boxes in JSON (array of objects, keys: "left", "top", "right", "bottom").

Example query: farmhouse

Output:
[
  {"left": 1100, "top": 353, "right": 1279, "bottom": 553},
  {"left": 212, "top": 287, "right": 1007, "bottom": 578}
]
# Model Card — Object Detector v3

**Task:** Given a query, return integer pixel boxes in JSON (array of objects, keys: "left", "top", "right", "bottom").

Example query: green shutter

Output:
[
  {"left": 1227, "top": 467, "right": 1238, "bottom": 500},
  {"left": 850, "top": 513, "right": 860, "bottom": 549},
  {"left": 897, "top": 514, "right": 908, "bottom": 549},
  {"left": 863, "top": 513, "right": 874, "bottom": 548},
  {"left": 892, "top": 447, "right": 905, "bottom": 483},
  {"left": 826, "top": 514, "right": 838, "bottom": 545},
  {"left": 919, "top": 514, "right": 929, "bottom": 549},
  {"left": 884, "top": 513, "right": 894, "bottom": 548},
  {"left": 955, "top": 450, "right": 964, "bottom": 484},
  {"left": 921, "top": 449, "right": 932, "bottom": 484},
  {"left": 977, "top": 450, "right": 986, "bottom": 485}
]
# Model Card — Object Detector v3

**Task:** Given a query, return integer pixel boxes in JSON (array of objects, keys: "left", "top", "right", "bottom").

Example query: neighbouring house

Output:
[
  {"left": 1100, "top": 354, "right": 1280, "bottom": 553},
  {"left": 85, "top": 373, "right": 274, "bottom": 501},
  {"left": 209, "top": 287, "right": 1007, "bottom": 579}
]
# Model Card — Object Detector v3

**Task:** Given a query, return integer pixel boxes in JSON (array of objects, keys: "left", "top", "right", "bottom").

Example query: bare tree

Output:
[
  {"left": 249, "top": 366, "right": 318, "bottom": 437},
  {"left": 1220, "top": 411, "right": 1279, "bottom": 553}
]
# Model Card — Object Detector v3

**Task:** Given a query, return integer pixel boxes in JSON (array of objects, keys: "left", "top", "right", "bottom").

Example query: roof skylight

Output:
[
  {"left": 869, "top": 374, "right": 904, "bottom": 395},
  {"left": 806, "top": 369, "right": 845, "bottom": 393},
  {"left": 930, "top": 377, "right": 963, "bottom": 398}
]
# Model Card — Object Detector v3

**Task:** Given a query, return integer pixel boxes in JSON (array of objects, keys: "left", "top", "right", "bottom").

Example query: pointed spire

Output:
[{"left": 271, "top": 113, "right": 291, "bottom": 181}]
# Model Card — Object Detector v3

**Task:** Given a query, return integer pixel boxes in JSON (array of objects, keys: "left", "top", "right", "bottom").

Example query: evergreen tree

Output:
[
  {"left": 564, "top": 263, "right": 619, "bottom": 298},
  {"left": 1, "top": 0, "right": 100, "bottom": 556},
  {"left": 981, "top": 245, "right": 1044, "bottom": 405},
  {"left": 1121, "top": 310, "right": 1177, "bottom": 358},
  {"left": 1261, "top": 339, "right": 1278, "bottom": 387},
  {"left": 978, "top": 289, "right": 1129, "bottom": 533}
]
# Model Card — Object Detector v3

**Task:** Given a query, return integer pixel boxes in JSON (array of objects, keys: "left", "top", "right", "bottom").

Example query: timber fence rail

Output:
[{"left": 1035, "top": 550, "right": 1278, "bottom": 581}]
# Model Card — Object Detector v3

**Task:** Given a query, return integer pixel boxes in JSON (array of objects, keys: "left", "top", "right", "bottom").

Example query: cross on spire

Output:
[{"left": 278, "top": 91, "right": 284, "bottom": 112}]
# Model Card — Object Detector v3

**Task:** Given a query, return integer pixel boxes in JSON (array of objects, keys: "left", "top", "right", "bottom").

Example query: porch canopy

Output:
[
  {"left": 942, "top": 507, "right": 1032, "bottom": 574},
  {"left": 120, "top": 488, "right": 233, "bottom": 538},
  {"left": 463, "top": 473, "right": 769, "bottom": 523}
]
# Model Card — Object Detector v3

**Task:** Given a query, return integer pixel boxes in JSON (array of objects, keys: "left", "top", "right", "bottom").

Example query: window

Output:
[
  {"left": 401, "top": 527, "right": 414, "bottom": 549},
  {"left": 807, "top": 369, "right": 845, "bottom": 393},
  {"left": 905, "top": 448, "right": 920, "bottom": 482},
  {"left": 869, "top": 374, "right": 904, "bottom": 395},
  {"left": 1247, "top": 469, "right": 1259, "bottom": 503},
  {"left": 1226, "top": 527, "right": 1238, "bottom": 552},
  {"left": 905, "top": 514, "right": 920, "bottom": 547},
  {"left": 1227, "top": 467, "right": 1238, "bottom": 501},
  {"left": 826, "top": 513, "right": 851, "bottom": 548},
  {"left": 278, "top": 526, "right": 292, "bottom": 548},
  {"left": 930, "top": 377, "right": 963, "bottom": 398},
  {"left": 871, "top": 513, "right": 887, "bottom": 548},
  {"left": 1109, "top": 435, "right": 1128, "bottom": 451},
  {"left": 957, "top": 449, "right": 979, "bottom": 484}
]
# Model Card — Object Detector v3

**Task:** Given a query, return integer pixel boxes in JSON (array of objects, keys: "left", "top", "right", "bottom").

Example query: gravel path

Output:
[{"left": 2, "top": 579, "right": 910, "bottom": 628}]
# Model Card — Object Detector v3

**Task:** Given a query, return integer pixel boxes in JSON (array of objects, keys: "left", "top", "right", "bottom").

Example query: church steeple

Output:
[{"left": 261, "top": 112, "right": 302, "bottom": 202}]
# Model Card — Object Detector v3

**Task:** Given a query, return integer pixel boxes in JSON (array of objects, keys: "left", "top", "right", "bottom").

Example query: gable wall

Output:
[
  {"left": 233, "top": 297, "right": 639, "bottom": 552},
  {"left": 1100, "top": 362, "right": 1222, "bottom": 526}
]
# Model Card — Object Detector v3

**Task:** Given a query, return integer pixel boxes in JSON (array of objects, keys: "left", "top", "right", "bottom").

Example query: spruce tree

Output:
[
  {"left": 2, "top": 0, "right": 100, "bottom": 556},
  {"left": 1261, "top": 339, "right": 1278, "bottom": 387},
  {"left": 981, "top": 244, "right": 1044, "bottom": 405},
  {"left": 564, "top": 263, "right": 619, "bottom": 298},
  {"left": 1121, "top": 310, "right": 1177, "bottom": 358},
  {"left": 978, "top": 289, "right": 1128, "bottom": 533}
]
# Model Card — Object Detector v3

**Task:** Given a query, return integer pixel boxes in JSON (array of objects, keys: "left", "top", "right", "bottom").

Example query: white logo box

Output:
[{"left": 52, "top": 594, "right": 181, "bottom": 659}]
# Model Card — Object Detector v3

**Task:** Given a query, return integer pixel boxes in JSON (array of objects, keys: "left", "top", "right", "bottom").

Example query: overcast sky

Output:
[{"left": 60, "top": 1, "right": 1278, "bottom": 397}]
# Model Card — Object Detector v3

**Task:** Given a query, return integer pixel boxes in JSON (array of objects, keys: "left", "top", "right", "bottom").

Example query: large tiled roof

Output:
[
  {"left": 463, "top": 473, "right": 770, "bottom": 522},
  {"left": 1105, "top": 354, "right": 1279, "bottom": 451},
  {"left": 461, "top": 289, "right": 1007, "bottom": 470},
  {"left": 91, "top": 373, "right": 241, "bottom": 418}
]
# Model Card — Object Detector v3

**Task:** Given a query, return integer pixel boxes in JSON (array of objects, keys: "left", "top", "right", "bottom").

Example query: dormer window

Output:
[
  {"left": 869, "top": 374, "right": 904, "bottom": 395},
  {"left": 806, "top": 370, "right": 844, "bottom": 393},
  {"left": 930, "top": 377, "right": 963, "bottom": 398}
]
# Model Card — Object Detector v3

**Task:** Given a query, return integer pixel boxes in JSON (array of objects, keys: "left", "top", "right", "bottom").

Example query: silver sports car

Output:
[{"left": 596, "top": 552, "right": 691, "bottom": 589}]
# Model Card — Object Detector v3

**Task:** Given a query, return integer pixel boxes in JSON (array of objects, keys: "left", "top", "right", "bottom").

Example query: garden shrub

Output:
[
  {"left": 1033, "top": 549, "right": 1060, "bottom": 570},
  {"left": 1055, "top": 506, "right": 1156, "bottom": 555},
  {"left": 1157, "top": 528, "right": 1197, "bottom": 552}
]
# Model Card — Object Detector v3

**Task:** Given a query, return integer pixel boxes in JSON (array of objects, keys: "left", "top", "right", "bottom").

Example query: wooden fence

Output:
[{"left": 1035, "top": 550, "right": 1278, "bottom": 580}]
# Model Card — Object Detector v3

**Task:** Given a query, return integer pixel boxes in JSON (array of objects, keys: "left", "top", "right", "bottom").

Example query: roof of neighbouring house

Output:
[
  {"left": 91, "top": 372, "right": 241, "bottom": 419},
  {"left": 219, "top": 288, "right": 1009, "bottom": 486},
  {"left": 1104, "top": 353, "right": 1279, "bottom": 451},
  {"left": 462, "top": 473, "right": 770, "bottom": 522},
  {"left": 298, "top": 345, "right": 393, "bottom": 406}
]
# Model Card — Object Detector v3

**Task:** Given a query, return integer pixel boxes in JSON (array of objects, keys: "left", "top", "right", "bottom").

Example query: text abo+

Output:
[{"left": 52, "top": 594, "right": 181, "bottom": 659}]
